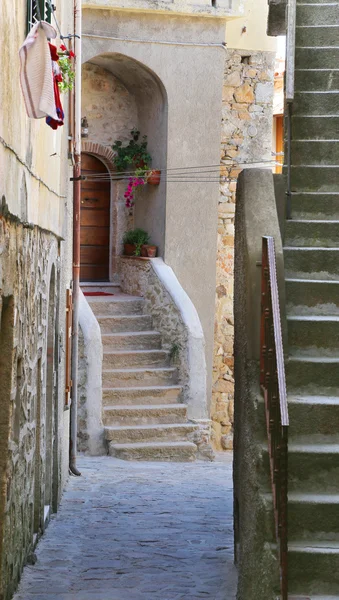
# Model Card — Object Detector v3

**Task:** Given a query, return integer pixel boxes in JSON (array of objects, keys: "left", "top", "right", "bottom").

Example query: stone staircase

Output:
[
  {"left": 280, "top": 1, "right": 339, "bottom": 596},
  {"left": 83, "top": 285, "right": 198, "bottom": 461}
]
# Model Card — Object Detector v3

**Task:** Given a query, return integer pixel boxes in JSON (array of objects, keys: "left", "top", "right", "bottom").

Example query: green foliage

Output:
[
  {"left": 169, "top": 343, "right": 181, "bottom": 364},
  {"left": 58, "top": 55, "right": 75, "bottom": 93},
  {"left": 123, "top": 228, "right": 150, "bottom": 256},
  {"left": 112, "top": 130, "right": 152, "bottom": 173}
]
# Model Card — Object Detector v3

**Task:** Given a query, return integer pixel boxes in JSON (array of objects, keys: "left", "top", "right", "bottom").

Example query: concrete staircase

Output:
[
  {"left": 83, "top": 285, "right": 198, "bottom": 461},
  {"left": 281, "top": 2, "right": 339, "bottom": 596}
]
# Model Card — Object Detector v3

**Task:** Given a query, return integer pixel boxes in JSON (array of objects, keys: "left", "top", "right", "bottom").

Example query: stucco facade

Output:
[
  {"left": 81, "top": 3, "right": 234, "bottom": 411},
  {"left": 0, "top": 1, "right": 74, "bottom": 597}
]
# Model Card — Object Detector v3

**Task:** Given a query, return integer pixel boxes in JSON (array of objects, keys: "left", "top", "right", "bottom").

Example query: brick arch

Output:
[{"left": 81, "top": 141, "right": 116, "bottom": 173}]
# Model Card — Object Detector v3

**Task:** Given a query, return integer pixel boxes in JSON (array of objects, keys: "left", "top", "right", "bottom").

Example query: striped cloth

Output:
[{"left": 19, "top": 21, "right": 58, "bottom": 120}]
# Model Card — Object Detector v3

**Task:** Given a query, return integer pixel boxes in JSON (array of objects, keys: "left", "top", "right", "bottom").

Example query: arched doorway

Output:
[{"left": 80, "top": 154, "right": 110, "bottom": 282}]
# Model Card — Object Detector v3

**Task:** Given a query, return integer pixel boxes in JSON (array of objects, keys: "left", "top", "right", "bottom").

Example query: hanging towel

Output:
[
  {"left": 19, "top": 21, "right": 58, "bottom": 121},
  {"left": 46, "top": 43, "right": 64, "bottom": 130}
]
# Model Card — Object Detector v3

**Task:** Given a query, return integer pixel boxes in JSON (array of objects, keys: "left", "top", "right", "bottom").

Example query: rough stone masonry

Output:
[{"left": 212, "top": 48, "right": 275, "bottom": 451}]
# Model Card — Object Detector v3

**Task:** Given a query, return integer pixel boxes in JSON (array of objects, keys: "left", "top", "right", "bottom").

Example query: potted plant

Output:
[
  {"left": 112, "top": 130, "right": 161, "bottom": 207},
  {"left": 123, "top": 229, "right": 150, "bottom": 257}
]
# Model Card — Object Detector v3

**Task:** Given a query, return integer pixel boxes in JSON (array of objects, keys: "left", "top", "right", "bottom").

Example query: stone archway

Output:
[{"left": 81, "top": 141, "right": 130, "bottom": 282}]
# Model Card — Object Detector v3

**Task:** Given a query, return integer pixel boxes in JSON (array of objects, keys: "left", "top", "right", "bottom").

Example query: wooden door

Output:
[
  {"left": 275, "top": 115, "right": 284, "bottom": 175},
  {"left": 80, "top": 154, "right": 110, "bottom": 282}
]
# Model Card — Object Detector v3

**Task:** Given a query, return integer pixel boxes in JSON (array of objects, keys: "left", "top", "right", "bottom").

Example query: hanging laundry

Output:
[
  {"left": 46, "top": 43, "right": 64, "bottom": 130},
  {"left": 19, "top": 21, "right": 58, "bottom": 122}
]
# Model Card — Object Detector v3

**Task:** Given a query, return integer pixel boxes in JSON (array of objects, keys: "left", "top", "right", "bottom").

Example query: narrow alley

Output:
[{"left": 13, "top": 454, "right": 236, "bottom": 600}]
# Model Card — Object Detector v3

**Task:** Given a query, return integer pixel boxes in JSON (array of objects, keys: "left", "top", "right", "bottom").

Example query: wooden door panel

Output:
[
  {"left": 80, "top": 153, "right": 110, "bottom": 282},
  {"left": 81, "top": 246, "right": 109, "bottom": 265},
  {"left": 81, "top": 227, "right": 109, "bottom": 247}
]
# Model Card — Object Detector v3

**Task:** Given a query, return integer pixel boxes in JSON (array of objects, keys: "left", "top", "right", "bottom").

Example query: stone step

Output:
[
  {"left": 296, "top": 48, "right": 339, "bottom": 71},
  {"left": 292, "top": 116, "right": 339, "bottom": 141},
  {"left": 87, "top": 297, "right": 144, "bottom": 316},
  {"left": 288, "top": 395, "right": 339, "bottom": 442},
  {"left": 108, "top": 440, "right": 197, "bottom": 462},
  {"left": 294, "top": 91, "right": 339, "bottom": 116},
  {"left": 103, "top": 350, "right": 169, "bottom": 369},
  {"left": 289, "top": 166, "right": 339, "bottom": 193},
  {"left": 286, "top": 356, "right": 339, "bottom": 393},
  {"left": 262, "top": 443, "right": 339, "bottom": 493},
  {"left": 288, "top": 315, "right": 339, "bottom": 355},
  {"left": 104, "top": 422, "right": 198, "bottom": 443},
  {"left": 284, "top": 247, "right": 339, "bottom": 279},
  {"left": 289, "top": 541, "right": 339, "bottom": 596},
  {"left": 101, "top": 331, "right": 162, "bottom": 350},
  {"left": 103, "top": 403, "right": 187, "bottom": 425},
  {"left": 81, "top": 283, "right": 120, "bottom": 293},
  {"left": 297, "top": 5, "right": 339, "bottom": 28},
  {"left": 102, "top": 385, "right": 182, "bottom": 406},
  {"left": 102, "top": 367, "right": 178, "bottom": 388},
  {"left": 285, "top": 220, "right": 339, "bottom": 247},
  {"left": 286, "top": 278, "right": 339, "bottom": 315},
  {"left": 288, "top": 493, "right": 339, "bottom": 542},
  {"left": 290, "top": 193, "right": 339, "bottom": 220},
  {"left": 296, "top": 26, "right": 339, "bottom": 49},
  {"left": 98, "top": 314, "right": 153, "bottom": 333},
  {"left": 291, "top": 141, "right": 339, "bottom": 166}
]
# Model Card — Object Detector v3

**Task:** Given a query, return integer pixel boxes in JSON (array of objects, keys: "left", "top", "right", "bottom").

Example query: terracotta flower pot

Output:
[
  {"left": 147, "top": 245, "right": 157, "bottom": 258},
  {"left": 146, "top": 170, "right": 161, "bottom": 186},
  {"left": 140, "top": 245, "right": 148, "bottom": 257},
  {"left": 124, "top": 243, "right": 136, "bottom": 256}
]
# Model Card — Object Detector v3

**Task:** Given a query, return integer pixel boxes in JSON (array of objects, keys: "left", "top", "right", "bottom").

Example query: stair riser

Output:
[
  {"left": 285, "top": 221, "right": 339, "bottom": 247},
  {"left": 297, "top": 6, "right": 339, "bottom": 28},
  {"left": 104, "top": 409, "right": 187, "bottom": 426},
  {"left": 262, "top": 450, "right": 339, "bottom": 493},
  {"left": 88, "top": 300, "right": 144, "bottom": 316},
  {"left": 296, "top": 26, "right": 339, "bottom": 49},
  {"left": 98, "top": 316, "right": 153, "bottom": 333},
  {"left": 290, "top": 194, "right": 339, "bottom": 220},
  {"left": 105, "top": 425, "right": 197, "bottom": 444},
  {"left": 289, "top": 550, "right": 339, "bottom": 595},
  {"left": 288, "top": 401, "right": 339, "bottom": 441},
  {"left": 288, "top": 500, "right": 339, "bottom": 541},
  {"left": 287, "top": 360, "right": 339, "bottom": 392},
  {"left": 291, "top": 141, "right": 339, "bottom": 166},
  {"left": 108, "top": 443, "right": 197, "bottom": 462},
  {"left": 292, "top": 116, "right": 339, "bottom": 141},
  {"left": 288, "top": 320, "right": 339, "bottom": 354},
  {"left": 102, "top": 369, "right": 177, "bottom": 387},
  {"left": 284, "top": 248, "right": 339, "bottom": 279},
  {"left": 286, "top": 280, "right": 339, "bottom": 315},
  {"left": 296, "top": 48, "right": 339, "bottom": 70},
  {"left": 102, "top": 333, "right": 162, "bottom": 350},
  {"left": 102, "top": 388, "right": 182, "bottom": 406},
  {"left": 103, "top": 352, "right": 168, "bottom": 369},
  {"left": 289, "top": 166, "right": 339, "bottom": 193},
  {"left": 294, "top": 92, "right": 339, "bottom": 116}
]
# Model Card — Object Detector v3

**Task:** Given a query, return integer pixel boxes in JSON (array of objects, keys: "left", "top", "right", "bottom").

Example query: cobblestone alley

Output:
[{"left": 13, "top": 454, "right": 237, "bottom": 600}]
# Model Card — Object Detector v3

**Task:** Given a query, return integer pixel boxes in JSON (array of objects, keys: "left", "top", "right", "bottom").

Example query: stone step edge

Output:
[
  {"left": 286, "top": 219, "right": 339, "bottom": 223},
  {"left": 263, "top": 491, "right": 339, "bottom": 504},
  {"left": 105, "top": 423, "right": 197, "bottom": 433},
  {"left": 97, "top": 314, "right": 152, "bottom": 320},
  {"left": 289, "top": 540, "right": 339, "bottom": 553},
  {"left": 109, "top": 441, "right": 197, "bottom": 450},
  {"left": 261, "top": 442, "right": 339, "bottom": 453},
  {"left": 258, "top": 395, "right": 339, "bottom": 406},
  {"left": 102, "top": 385, "right": 182, "bottom": 392},
  {"left": 289, "top": 355, "right": 339, "bottom": 363},
  {"left": 103, "top": 349, "right": 168, "bottom": 356},
  {"left": 103, "top": 403, "right": 187, "bottom": 412},
  {"left": 286, "top": 277, "right": 339, "bottom": 283},
  {"left": 102, "top": 367, "right": 176, "bottom": 373},
  {"left": 287, "top": 315, "right": 339, "bottom": 321},
  {"left": 101, "top": 331, "right": 161, "bottom": 337}
]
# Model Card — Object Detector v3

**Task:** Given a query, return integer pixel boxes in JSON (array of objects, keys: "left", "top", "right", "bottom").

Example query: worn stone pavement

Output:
[{"left": 13, "top": 453, "right": 237, "bottom": 600}]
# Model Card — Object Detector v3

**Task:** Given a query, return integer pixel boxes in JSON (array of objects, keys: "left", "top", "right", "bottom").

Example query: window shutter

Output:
[
  {"left": 26, "top": 1, "right": 52, "bottom": 34},
  {"left": 65, "top": 289, "right": 73, "bottom": 407}
]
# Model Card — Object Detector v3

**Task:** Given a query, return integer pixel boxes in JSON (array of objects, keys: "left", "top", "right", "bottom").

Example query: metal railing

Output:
[
  {"left": 285, "top": 0, "right": 297, "bottom": 220},
  {"left": 260, "top": 236, "right": 289, "bottom": 600}
]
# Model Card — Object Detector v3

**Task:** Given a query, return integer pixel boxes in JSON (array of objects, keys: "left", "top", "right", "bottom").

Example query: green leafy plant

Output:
[
  {"left": 113, "top": 130, "right": 152, "bottom": 207},
  {"left": 58, "top": 46, "right": 75, "bottom": 93},
  {"left": 169, "top": 343, "right": 181, "bottom": 364},
  {"left": 123, "top": 228, "right": 150, "bottom": 256}
]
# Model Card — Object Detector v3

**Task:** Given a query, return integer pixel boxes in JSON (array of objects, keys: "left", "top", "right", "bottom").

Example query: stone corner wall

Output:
[{"left": 211, "top": 47, "right": 275, "bottom": 451}]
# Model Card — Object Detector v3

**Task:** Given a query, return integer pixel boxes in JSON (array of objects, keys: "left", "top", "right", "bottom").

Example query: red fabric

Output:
[
  {"left": 83, "top": 292, "right": 115, "bottom": 297},
  {"left": 46, "top": 44, "right": 64, "bottom": 130}
]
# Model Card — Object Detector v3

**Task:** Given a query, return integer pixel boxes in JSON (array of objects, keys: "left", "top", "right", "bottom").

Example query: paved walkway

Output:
[{"left": 14, "top": 454, "right": 237, "bottom": 600}]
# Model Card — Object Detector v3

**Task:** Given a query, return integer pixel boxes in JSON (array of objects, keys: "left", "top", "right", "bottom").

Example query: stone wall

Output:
[
  {"left": 0, "top": 206, "right": 66, "bottom": 600},
  {"left": 211, "top": 48, "right": 275, "bottom": 451}
]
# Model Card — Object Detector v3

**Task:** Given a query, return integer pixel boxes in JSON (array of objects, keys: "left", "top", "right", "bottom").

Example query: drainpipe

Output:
[{"left": 70, "top": 0, "right": 82, "bottom": 477}]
